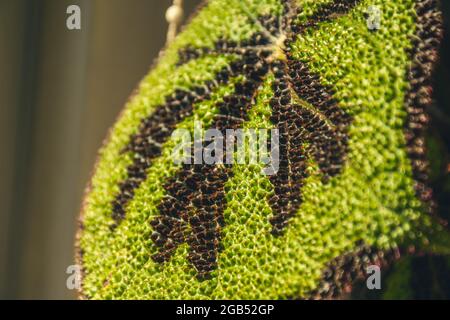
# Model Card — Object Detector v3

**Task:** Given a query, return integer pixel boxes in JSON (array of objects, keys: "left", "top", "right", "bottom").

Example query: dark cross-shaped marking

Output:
[{"left": 111, "top": 0, "right": 361, "bottom": 279}]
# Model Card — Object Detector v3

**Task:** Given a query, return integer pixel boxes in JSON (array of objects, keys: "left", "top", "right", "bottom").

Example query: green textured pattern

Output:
[{"left": 78, "top": 0, "right": 450, "bottom": 299}]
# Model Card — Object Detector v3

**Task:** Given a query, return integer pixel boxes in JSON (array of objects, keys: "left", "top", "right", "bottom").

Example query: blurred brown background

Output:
[{"left": 0, "top": 0, "right": 200, "bottom": 299}]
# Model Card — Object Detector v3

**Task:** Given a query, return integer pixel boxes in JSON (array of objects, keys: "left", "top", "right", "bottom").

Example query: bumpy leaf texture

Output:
[{"left": 76, "top": 0, "right": 450, "bottom": 299}]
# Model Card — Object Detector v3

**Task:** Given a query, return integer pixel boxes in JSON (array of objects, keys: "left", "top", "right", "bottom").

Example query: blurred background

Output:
[{"left": 0, "top": 0, "right": 449, "bottom": 300}]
